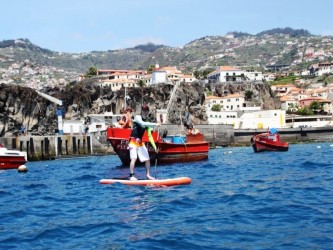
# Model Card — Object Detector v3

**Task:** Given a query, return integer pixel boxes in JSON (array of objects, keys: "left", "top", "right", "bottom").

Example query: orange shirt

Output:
[{"left": 119, "top": 112, "right": 131, "bottom": 128}]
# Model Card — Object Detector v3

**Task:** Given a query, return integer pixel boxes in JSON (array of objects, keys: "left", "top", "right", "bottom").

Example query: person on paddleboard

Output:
[{"left": 129, "top": 104, "right": 160, "bottom": 181}]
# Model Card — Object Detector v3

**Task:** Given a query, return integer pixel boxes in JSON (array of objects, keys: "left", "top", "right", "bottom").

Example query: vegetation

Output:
[
  {"left": 134, "top": 43, "right": 164, "bottom": 52},
  {"left": 244, "top": 90, "right": 254, "bottom": 101},
  {"left": 137, "top": 79, "right": 145, "bottom": 88},
  {"left": 84, "top": 67, "right": 97, "bottom": 78},
  {"left": 296, "top": 101, "right": 323, "bottom": 115},
  {"left": 256, "top": 27, "right": 311, "bottom": 37},
  {"left": 211, "top": 104, "right": 221, "bottom": 111},
  {"left": 271, "top": 75, "right": 297, "bottom": 85},
  {"left": 193, "top": 68, "right": 215, "bottom": 79},
  {"left": 228, "top": 31, "right": 252, "bottom": 38}
]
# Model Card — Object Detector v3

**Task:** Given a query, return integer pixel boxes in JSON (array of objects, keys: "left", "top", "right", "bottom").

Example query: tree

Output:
[
  {"left": 245, "top": 90, "right": 254, "bottom": 101},
  {"left": 85, "top": 67, "right": 97, "bottom": 78},
  {"left": 309, "top": 101, "right": 322, "bottom": 113},
  {"left": 211, "top": 104, "right": 221, "bottom": 111},
  {"left": 193, "top": 70, "right": 200, "bottom": 79},
  {"left": 202, "top": 68, "right": 214, "bottom": 79},
  {"left": 137, "top": 79, "right": 145, "bottom": 88},
  {"left": 297, "top": 106, "right": 313, "bottom": 115},
  {"left": 147, "top": 65, "right": 155, "bottom": 73}
]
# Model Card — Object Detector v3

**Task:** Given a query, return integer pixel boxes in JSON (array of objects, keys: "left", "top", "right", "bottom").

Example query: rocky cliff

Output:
[{"left": 0, "top": 81, "right": 274, "bottom": 136}]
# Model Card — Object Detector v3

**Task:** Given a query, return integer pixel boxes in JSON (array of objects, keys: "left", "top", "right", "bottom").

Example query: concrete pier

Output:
[{"left": 0, "top": 134, "right": 108, "bottom": 161}]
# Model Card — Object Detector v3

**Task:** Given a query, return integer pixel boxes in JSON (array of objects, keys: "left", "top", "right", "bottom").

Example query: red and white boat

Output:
[
  {"left": 0, "top": 144, "right": 27, "bottom": 169},
  {"left": 250, "top": 128, "right": 289, "bottom": 153},
  {"left": 107, "top": 127, "right": 209, "bottom": 165}
]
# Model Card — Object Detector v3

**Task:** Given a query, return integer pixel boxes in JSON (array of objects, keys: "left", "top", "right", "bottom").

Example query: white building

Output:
[
  {"left": 63, "top": 120, "right": 85, "bottom": 134},
  {"left": 244, "top": 70, "right": 263, "bottom": 81},
  {"left": 280, "top": 96, "right": 298, "bottom": 112},
  {"left": 207, "top": 66, "right": 245, "bottom": 83},
  {"left": 87, "top": 113, "right": 121, "bottom": 134},
  {"left": 205, "top": 94, "right": 250, "bottom": 112},
  {"left": 151, "top": 70, "right": 168, "bottom": 84},
  {"left": 151, "top": 66, "right": 185, "bottom": 85},
  {"left": 207, "top": 110, "right": 286, "bottom": 129}
]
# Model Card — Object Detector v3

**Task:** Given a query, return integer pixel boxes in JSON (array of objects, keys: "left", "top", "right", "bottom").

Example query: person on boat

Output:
[
  {"left": 129, "top": 104, "right": 160, "bottom": 181},
  {"left": 268, "top": 128, "right": 278, "bottom": 141},
  {"left": 118, "top": 107, "right": 132, "bottom": 128},
  {"left": 20, "top": 125, "right": 26, "bottom": 136},
  {"left": 186, "top": 124, "right": 200, "bottom": 135}
]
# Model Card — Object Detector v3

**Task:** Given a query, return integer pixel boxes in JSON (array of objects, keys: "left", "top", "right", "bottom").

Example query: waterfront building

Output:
[{"left": 207, "top": 109, "right": 285, "bottom": 129}]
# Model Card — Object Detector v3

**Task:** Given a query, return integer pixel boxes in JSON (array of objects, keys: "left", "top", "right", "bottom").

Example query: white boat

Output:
[{"left": 0, "top": 144, "right": 27, "bottom": 170}]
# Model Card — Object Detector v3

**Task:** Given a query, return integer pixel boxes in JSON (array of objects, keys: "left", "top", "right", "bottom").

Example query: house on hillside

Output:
[
  {"left": 151, "top": 65, "right": 195, "bottom": 85},
  {"left": 263, "top": 73, "right": 276, "bottom": 81},
  {"left": 100, "top": 78, "right": 137, "bottom": 91},
  {"left": 309, "top": 62, "right": 333, "bottom": 76},
  {"left": 97, "top": 69, "right": 145, "bottom": 79},
  {"left": 299, "top": 97, "right": 332, "bottom": 114},
  {"left": 270, "top": 84, "right": 295, "bottom": 97},
  {"left": 280, "top": 95, "right": 298, "bottom": 112},
  {"left": 243, "top": 69, "right": 263, "bottom": 81},
  {"left": 97, "top": 69, "right": 145, "bottom": 91},
  {"left": 205, "top": 95, "right": 223, "bottom": 110},
  {"left": 207, "top": 66, "right": 246, "bottom": 83}
]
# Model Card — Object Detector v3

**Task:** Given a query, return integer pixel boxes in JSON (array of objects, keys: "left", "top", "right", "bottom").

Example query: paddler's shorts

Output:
[{"left": 129, "top": 138, "right": 149, "bottom": 162}]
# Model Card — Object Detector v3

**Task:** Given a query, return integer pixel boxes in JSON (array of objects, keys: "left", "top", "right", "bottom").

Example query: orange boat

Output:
[
  {"left": 250, "top": 128, "right": 289, "bottom": 153},
  {"left": 106, "top": 127, "right": 209, "bottom": 165}
]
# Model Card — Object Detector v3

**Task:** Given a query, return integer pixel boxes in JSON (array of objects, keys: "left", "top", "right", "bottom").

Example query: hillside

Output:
[{"left": 0, "top": 28, "right": 332, "bottom": 78}]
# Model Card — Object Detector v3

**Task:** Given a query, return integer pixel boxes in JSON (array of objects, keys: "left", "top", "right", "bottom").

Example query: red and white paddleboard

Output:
[{"left": 99, "top": 176, "right": 191, "bottom": 187}]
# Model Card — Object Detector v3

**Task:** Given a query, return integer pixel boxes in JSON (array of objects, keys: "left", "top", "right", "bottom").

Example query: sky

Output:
[{"left": 2, "top": 0, "right": 333, "bottom": 53}]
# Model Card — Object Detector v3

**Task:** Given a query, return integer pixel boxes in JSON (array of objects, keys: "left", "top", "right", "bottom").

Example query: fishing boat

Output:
[
  {"left": 106, "top": 127, "right": 209, "bottom": 165},
  {"left": 250, "top": 128, "right": 289, "bottom": 153},
  {"left": 0, "top": 144, "right": 27, "bottom": 169}
]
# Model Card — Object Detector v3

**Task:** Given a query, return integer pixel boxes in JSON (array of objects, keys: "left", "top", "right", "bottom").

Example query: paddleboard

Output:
[{"left": 99, "top": 176, "right": 191, "bottom": 187}]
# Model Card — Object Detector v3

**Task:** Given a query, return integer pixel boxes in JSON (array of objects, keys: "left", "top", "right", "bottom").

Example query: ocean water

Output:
[{"left": 1, "top": 142, "right": 333, "bottom": 249}]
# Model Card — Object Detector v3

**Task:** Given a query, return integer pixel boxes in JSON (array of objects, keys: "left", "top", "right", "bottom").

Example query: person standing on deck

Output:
[
  {"left": 117, "top": 107, "right": 132, "bottom": 128},
  {"left": 129, "top": 105, "right": 160, "bottom": 180}
]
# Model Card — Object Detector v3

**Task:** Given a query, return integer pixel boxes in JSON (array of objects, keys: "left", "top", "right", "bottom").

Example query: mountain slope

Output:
[{"left": 0, "top": 27, "right": 331, "bottom": 75}]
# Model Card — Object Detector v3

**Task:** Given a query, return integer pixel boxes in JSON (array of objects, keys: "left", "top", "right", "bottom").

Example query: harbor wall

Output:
[
  {"left": 1, "top": 125, "right": 333, "bottom": 161},
  {"left": 0, "top": 134, "right": 109, "bottom": 161}
]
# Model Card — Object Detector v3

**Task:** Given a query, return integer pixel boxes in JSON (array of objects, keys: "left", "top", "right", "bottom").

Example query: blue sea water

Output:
[{"left": 1, "top": 142, "right": 333, "bottom": 250}]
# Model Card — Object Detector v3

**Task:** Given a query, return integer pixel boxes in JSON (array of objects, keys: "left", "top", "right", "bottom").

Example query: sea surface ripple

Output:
[{"left": 1, "top": 142, "right": 333, "bottom": 249}]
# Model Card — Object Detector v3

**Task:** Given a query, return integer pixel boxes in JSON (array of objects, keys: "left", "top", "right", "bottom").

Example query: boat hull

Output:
[
  {"left": 107, "top": 128, "right": 209, "bottom": 165},
  {"left": 251, "top": 133, "right": 289, "bottom": 153},
  {"left": 0, "top": 146, "right": 27, "bottom": 169}
]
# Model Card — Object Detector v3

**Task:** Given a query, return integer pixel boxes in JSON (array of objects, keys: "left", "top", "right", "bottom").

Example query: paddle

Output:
[
  {"left": 154, "top": 127, "right": 160, "bottom": 178},
  {"left": 154, "top": 148, "right": 158, "bottom": 178}
]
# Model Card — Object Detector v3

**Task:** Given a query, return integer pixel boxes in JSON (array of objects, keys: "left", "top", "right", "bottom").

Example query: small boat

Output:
[
  {"left": 0, "top": 144, "right": 28, "bottom": 169},
  {"left": 250, "top": 128, "right": 289, "bottom": 153},
  {"left": 107, "top": 127, "right": 209, "bottom": 165}
]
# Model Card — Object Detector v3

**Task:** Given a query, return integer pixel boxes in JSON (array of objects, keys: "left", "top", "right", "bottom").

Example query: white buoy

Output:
[
  {"left": 18, "top": 165, "right": 28, "bottom": 173},
  {"left": 317, "top": 146, "right": 321, "bottom": 149}
]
